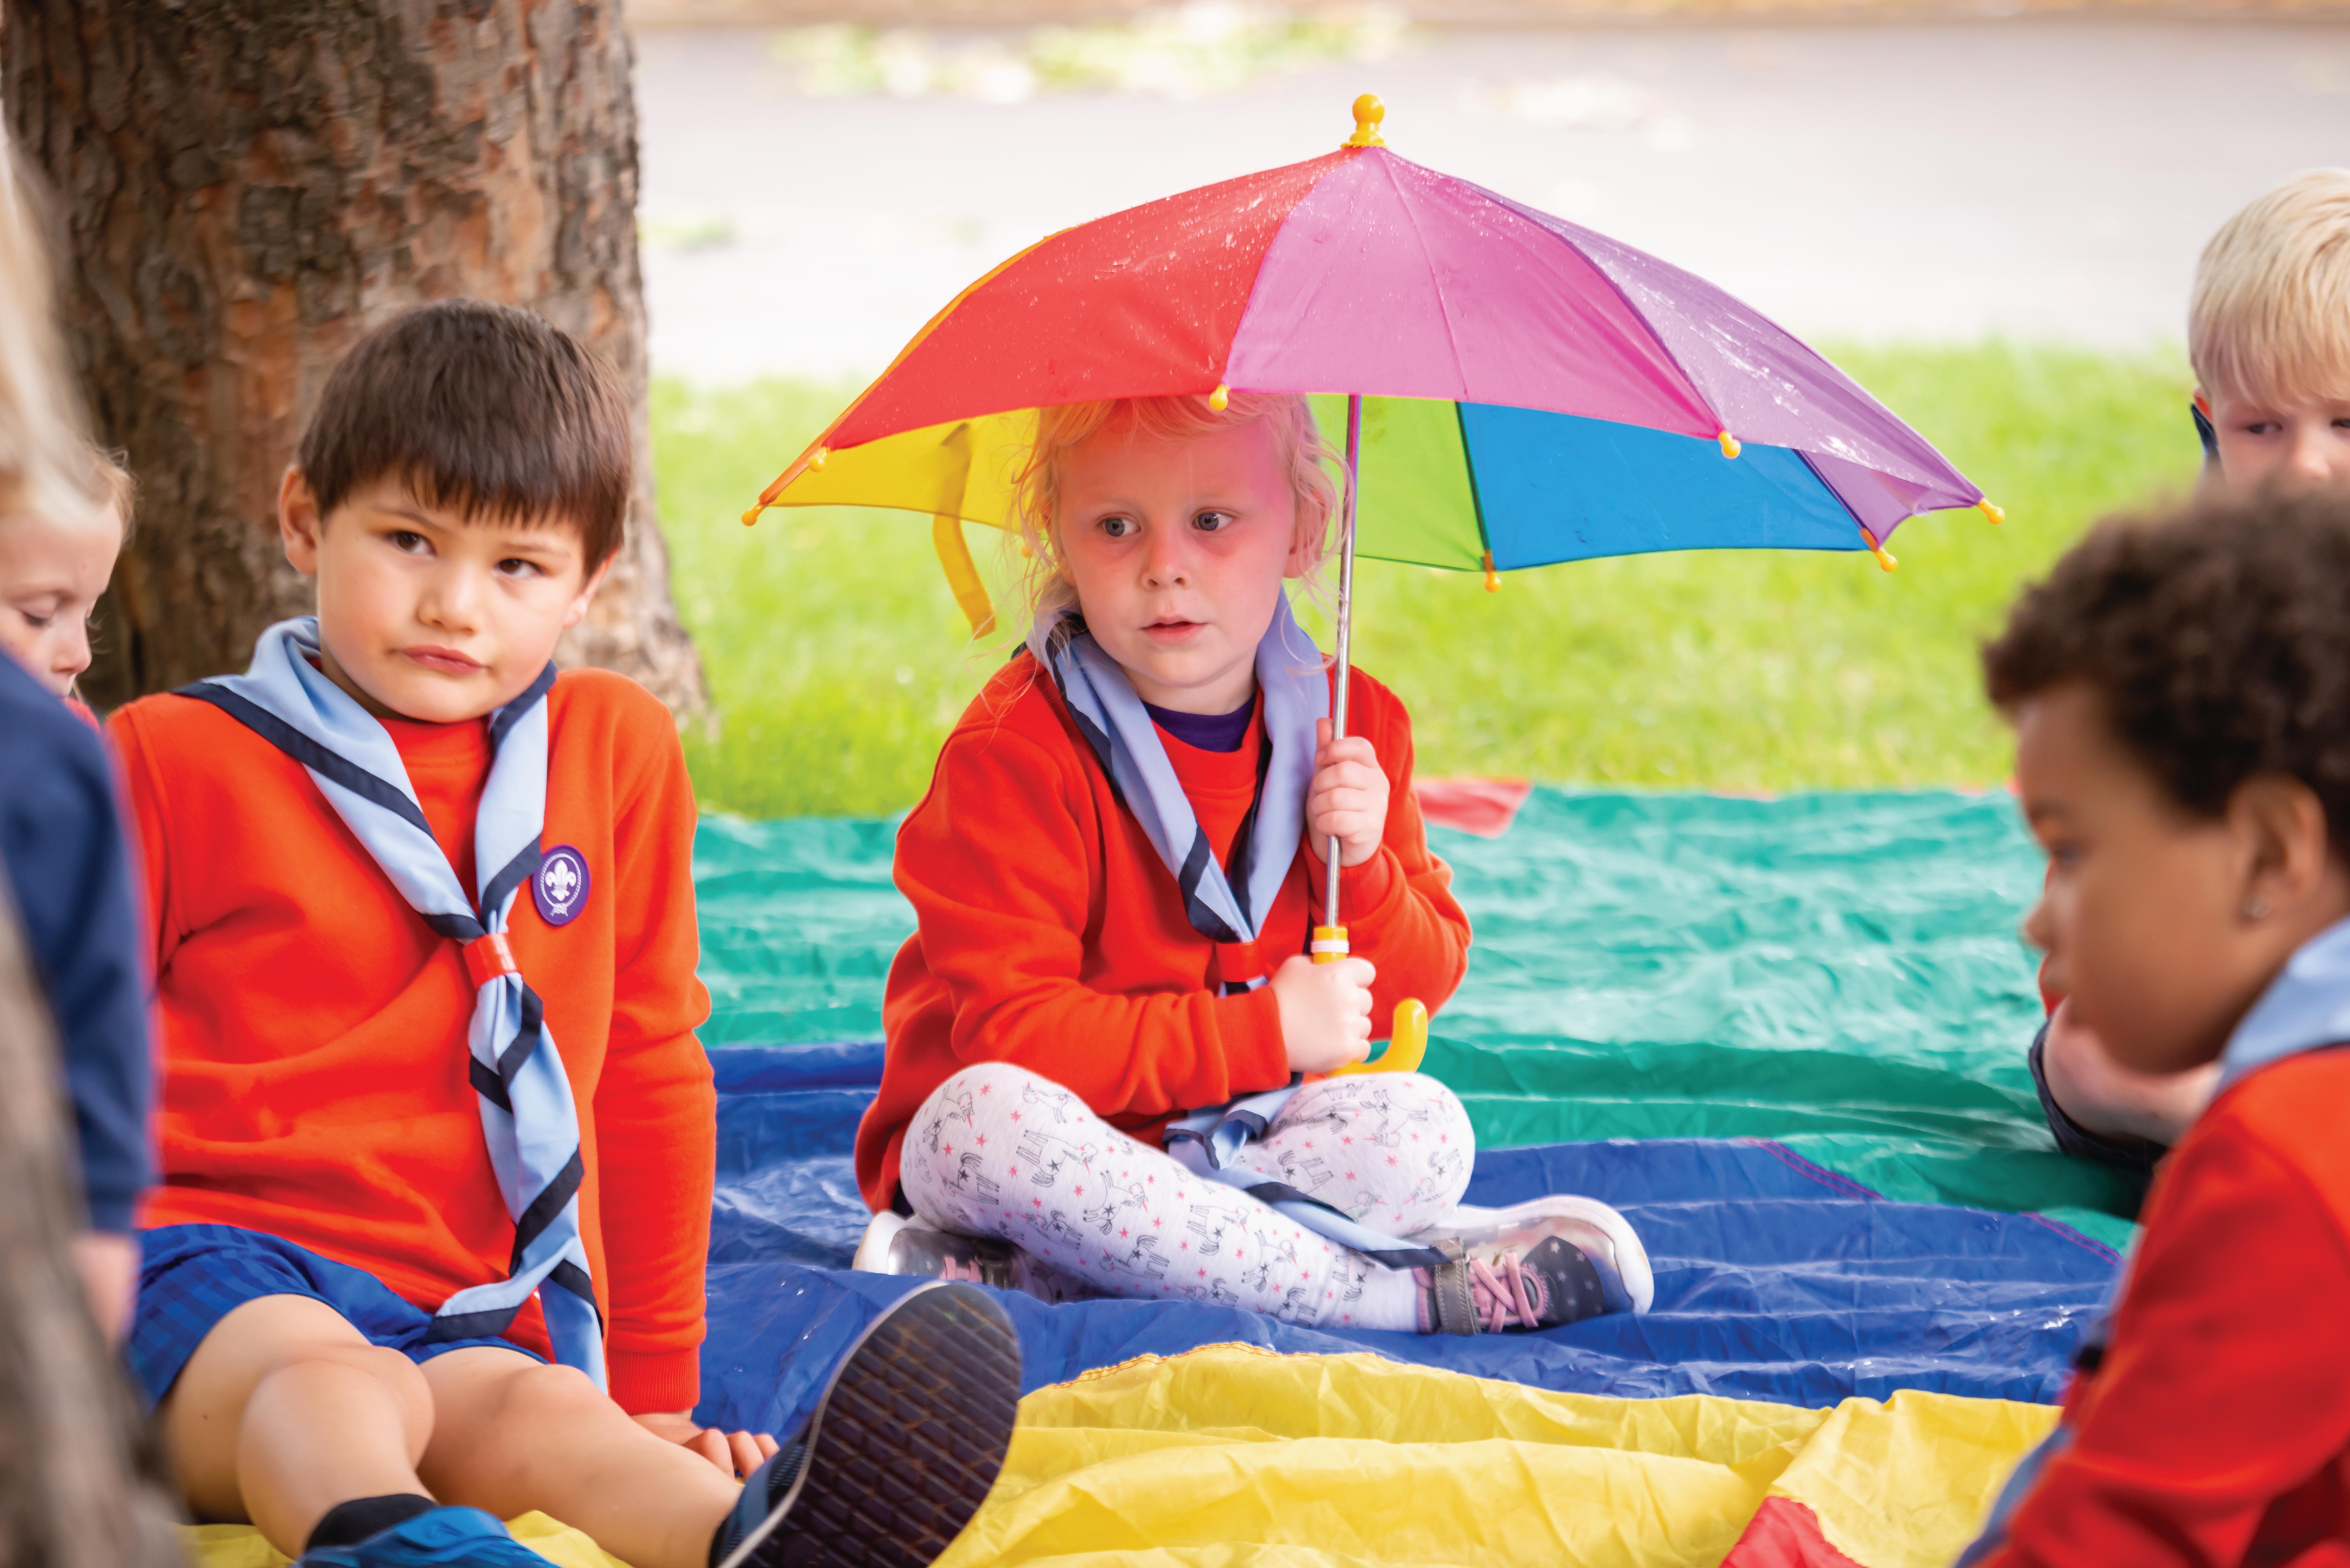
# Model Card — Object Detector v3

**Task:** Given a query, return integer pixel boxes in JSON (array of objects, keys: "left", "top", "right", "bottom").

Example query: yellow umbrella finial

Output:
[
  {"left": 1859, "top": 524, "right": 1898, "bottom": 572},
  {"left": 1978, "top": 498, "right": 2005, "bottom": 525},
  {"left": 1348, "top": 94, "right": 1386, "bottom": 148}
]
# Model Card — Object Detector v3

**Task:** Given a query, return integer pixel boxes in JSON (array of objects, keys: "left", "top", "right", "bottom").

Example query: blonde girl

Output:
[{"left": 852, "top": 392, "right": 1651, "bottom": 1334}]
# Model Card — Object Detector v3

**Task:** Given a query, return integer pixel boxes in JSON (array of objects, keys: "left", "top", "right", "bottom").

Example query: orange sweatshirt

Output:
[
  {"left": 856, "top": 654, "right": 1472, "bottom": 1212},
  {"left": 1970, "top": 1047, "right": 2350, "bottom": 1566},
  {"left": 111, "top": 671, "right": 714, "bottom": 1413}
]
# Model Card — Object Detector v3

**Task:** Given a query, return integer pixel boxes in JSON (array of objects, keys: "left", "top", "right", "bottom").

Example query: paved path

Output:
[{"left": 637, "top": 18, "right": 2350, "bottom": 381}]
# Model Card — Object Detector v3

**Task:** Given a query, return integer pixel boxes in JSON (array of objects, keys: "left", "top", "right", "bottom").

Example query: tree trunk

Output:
[
  {"left": 4, "top": 0, "right": 708, "bottom": 717},
  {"left": 0, "top": 888, "right": 186, "bottom": 1568}
]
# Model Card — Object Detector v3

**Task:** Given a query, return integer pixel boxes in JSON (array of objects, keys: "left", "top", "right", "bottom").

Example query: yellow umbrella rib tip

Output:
[
  {"left": 1859, "top": 525, "right": 1898, "bottom": 572},
  {"left": 1979, "top": 498, "right": 2005, "bottom": 525},
  {"left": 1347, "top": 94, "right": 1386, "bottom": 148},
  {"left": 1482, "top": 551, "right": 1500, "bottom": 592},
  {"left": 747, "top": 441, "right": 835, "bottom": 523},
  {"left": 1208, "top": 384, "right": 1230, "bottom": 412},
  {"left": 1717, "top": 430, "right": 1741, "bottom": 459}
]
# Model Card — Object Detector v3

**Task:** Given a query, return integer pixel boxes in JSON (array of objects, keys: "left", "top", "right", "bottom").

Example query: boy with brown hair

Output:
[
  {"left": 110, "top": 299, "right": 1018, "bottom": 1568},
  {"left": 1962, "top": 490, "right": 2350, "bottom": 1564},
  {"left": 2033, "top": 167, "right": 2350, "bottom": 1163}
]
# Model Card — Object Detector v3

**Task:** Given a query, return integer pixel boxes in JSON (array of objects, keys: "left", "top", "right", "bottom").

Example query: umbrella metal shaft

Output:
[{"left": 1325, "top": 393, "right": 1362, "bottom": 933}]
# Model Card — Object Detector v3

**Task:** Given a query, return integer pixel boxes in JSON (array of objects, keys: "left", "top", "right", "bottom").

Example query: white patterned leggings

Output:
[{"left": 898, "top": 1062, "right": 1475, "bottom": 1332}]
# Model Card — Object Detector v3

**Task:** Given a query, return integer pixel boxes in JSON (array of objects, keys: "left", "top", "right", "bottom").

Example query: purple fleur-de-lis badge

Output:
[{"left": 534, "top": 844, "right": 590, "bottom": 927}]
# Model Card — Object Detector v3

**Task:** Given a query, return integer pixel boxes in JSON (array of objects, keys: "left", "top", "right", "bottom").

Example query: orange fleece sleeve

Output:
[
  {"left": 583, "top": 711, "right": 715, "bottom": 1415},
  {"left": 1975, "top": 1119, "right": 2350, "bottom": 1566},
  {"left": 892, "top": 725, "right": 1292, "bottom": 1122}
]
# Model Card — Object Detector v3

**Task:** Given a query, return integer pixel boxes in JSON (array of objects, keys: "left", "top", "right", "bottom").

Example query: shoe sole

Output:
[{"left": 720, "top": 1281, "right": 1022, "bottom": 1568}]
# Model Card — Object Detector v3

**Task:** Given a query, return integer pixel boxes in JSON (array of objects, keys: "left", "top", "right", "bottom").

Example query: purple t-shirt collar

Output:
[{"left": 1144, "top": 692, "right": 1257, "bottom": 753}]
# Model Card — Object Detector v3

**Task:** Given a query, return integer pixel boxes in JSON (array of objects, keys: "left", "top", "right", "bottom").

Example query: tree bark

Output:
[
  {"left": 4, "top": 0, "right": 708, "bottom": 717},
  {"left": 0, "top": 887, "right": 185, "bottom": 1568}
]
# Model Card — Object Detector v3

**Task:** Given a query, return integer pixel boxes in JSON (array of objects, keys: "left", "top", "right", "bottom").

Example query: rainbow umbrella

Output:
[{"left": 744, "top": 95, "right": 1997, "bottom": 952}]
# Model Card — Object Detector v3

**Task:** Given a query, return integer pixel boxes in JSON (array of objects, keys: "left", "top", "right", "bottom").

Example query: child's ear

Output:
[
  {"left": 2230, "top": 773, "right": 2334, "bottom": 924},
  {"left": 560, "top": 554, "right": 615, "bottom": 631},
  {"left": 278, "top": 467, "right": 324, "bottom": 577}
]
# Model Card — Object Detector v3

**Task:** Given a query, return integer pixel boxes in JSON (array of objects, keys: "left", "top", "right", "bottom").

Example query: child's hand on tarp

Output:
[
  {"left": 1308, "top": 718, "right": 1391, "bottom": 868},
  {"left": 632, "top": 1410, "right": 780, "bottom": 1479},
  {"left": 1272, "top": 952, "right": 1375, "bottom": 1073}
]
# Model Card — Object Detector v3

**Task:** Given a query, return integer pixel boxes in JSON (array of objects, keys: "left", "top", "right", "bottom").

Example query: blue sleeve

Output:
[{"left": 0, "top": 664, "right": 153, "bottom": 1233}]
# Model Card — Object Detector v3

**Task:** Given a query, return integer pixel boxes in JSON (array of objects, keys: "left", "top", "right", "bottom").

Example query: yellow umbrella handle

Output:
[{"left": 1328, "top": 998, "right": 1428, "bottom": 1078}]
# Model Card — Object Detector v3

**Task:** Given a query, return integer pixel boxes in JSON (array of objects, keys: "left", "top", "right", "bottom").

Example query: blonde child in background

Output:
[
  {"left": 0, "top": 441, "right": 132, "bottom": 704},
  {"left": 0, "top": 142, "right": 152, "bottom": 1343},
  {"left": 2034, "top": 167, "right": 2350, "bottom": 1166},
  {"left": 2189, "top": 169, "right": 2350, "bottom": 488}
]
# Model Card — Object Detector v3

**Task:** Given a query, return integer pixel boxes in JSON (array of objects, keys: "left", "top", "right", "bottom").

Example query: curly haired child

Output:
[
  {"left": 852, "top": 392, "right": 1651, "bottom": 1336},
  {"left": 1962, "top": 489, "right": 2350, "bottom": 1564}
]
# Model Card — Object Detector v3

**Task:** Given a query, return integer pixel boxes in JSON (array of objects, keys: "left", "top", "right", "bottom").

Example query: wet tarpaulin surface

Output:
[{"left": 690, "top": 789, "right": 2124, "bottom": 1439}]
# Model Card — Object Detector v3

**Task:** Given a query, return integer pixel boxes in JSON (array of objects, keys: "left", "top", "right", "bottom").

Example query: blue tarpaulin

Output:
[
  {"left": 695, "top": 1040, "right": 2116, "bottom": 1439},
  {"left": 688, "top": 791, "right": 2125, "bottom": 1439}
]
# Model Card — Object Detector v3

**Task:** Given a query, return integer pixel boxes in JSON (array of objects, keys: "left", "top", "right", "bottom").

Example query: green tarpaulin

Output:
[{"left": 694, "top": 787, "right": 2141, "bottom": 1249}]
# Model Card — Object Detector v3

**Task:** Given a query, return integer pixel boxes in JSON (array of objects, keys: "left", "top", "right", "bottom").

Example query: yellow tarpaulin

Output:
[
  {"left": 186, "top": 1345, "right": 2048, "bottom": 1568},
  {"left": 186, "top": 1511, "right": 616, "bottom": 1568}
]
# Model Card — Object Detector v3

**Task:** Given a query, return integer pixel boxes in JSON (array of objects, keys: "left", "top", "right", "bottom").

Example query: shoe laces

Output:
[{"left": 1467, "top": 1251, "right": 1543, "bottom": 1332}]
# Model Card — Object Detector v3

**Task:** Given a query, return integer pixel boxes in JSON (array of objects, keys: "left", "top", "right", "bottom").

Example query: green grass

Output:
[{"left": 654, "top": 343, "right": 2199, "bottom": 817}]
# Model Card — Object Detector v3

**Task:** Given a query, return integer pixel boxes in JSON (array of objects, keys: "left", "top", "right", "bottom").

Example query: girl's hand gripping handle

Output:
[{"left": 1311, "top": 998, "right": 1429, "bottom": 1082}]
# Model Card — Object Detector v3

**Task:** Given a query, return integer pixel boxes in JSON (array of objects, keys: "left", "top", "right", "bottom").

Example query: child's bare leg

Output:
[
  {"left": 160, "top": 1294, "right": 436, "bottom": 1554},
  {"left": 416, "top": 1347, "right": 737, "bottom": 1568}
]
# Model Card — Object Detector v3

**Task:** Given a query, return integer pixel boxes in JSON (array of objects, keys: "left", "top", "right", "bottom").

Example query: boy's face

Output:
[
  {"left": 0, "top": 501, "right": 123, "bottom": 697},
  {"left": 281, "top": 470, "right": 609, "bottom": 724},
  {"left": 2016, "top": 682, "right": 2344, "bottom": 1076},
  {"left": 1054, "top": 416, "right": 1315, "bottom": 715},
  {"left": 2200, "top": 383, "right": 2350, "bottom": 492}
]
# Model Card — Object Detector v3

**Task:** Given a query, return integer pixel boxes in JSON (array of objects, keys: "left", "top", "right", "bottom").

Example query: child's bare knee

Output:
[
  {"left": 166, "top": 1296, "right": 430, "bottom": 1496},
  {"left": 478, "top": 1359, "right": 608, "bottom": 1439},
  {"left": 414, "top": 1355, "right": 609, "bottom": 1496},
  {"left": 256, "top": 1343, "right": 434, "bottom": 1436},
  {"left": 168, "top": 1339, "right": 434, "bottom": 1523}
]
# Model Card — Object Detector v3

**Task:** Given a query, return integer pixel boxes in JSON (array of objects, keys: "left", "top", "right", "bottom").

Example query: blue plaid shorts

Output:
[{"left": 129, "top": 1224, "right": 540, "bottom": 1412}]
